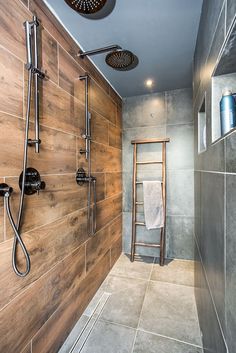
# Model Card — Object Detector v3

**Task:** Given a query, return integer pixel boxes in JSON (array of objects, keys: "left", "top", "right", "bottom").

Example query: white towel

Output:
[{"left": 143, "top": 181, "right": 164, "bottom": 230}]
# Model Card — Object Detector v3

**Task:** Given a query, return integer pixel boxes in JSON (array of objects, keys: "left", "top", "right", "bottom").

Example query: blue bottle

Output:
[{"left": 220, "top": 90, "right": 236, "bottom": 136}]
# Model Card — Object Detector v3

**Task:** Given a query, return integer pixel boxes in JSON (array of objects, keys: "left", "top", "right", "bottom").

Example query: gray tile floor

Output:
[{"left": 59, "top": 254, "right": 203, "bottom": 353}]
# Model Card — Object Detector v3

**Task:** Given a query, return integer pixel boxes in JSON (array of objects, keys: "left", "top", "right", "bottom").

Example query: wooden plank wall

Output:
[{"left": 0, "top": 0, "right": 123, "bottom": 352}]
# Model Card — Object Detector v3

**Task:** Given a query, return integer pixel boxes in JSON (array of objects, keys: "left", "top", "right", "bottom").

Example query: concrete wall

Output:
[
  {"left": 193, "top": 1, "right": 236, "bottom": 352},
  {"left": 122, "top": 88, "right": 194, "bottom": 259}
]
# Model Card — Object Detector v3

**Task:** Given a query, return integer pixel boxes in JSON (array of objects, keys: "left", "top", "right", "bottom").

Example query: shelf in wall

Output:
[{"left": 211, "top": 17, "right": 236, "bottom": 143}]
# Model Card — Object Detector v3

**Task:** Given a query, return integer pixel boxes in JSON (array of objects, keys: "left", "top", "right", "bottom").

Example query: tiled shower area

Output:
[
  {"left": 0, "top": 1, "right": 236, "bottom": 353},
  {"left": 59, "top": 255, "right": 202, "bottom": 353}
]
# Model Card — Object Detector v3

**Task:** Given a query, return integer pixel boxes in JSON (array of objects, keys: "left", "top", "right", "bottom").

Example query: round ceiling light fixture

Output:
[
  {"left": 145, "top": 79, "right": 154, "bottom": 87},
  {"left": 64, "top": 0, "right": 107, "bottom": 14}
]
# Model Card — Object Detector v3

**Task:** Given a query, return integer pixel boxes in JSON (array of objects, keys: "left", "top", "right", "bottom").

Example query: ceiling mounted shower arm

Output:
[{"left": 78, "top": 45, "right": 122, "bottom": 59}]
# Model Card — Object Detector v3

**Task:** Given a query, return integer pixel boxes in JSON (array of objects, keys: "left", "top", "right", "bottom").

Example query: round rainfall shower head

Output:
[
  {"left": 64, "top": 0, "right": 107, "bottom": 14},
  {"left": 105, "top": 50, "right": 136, "bottom": 71}
]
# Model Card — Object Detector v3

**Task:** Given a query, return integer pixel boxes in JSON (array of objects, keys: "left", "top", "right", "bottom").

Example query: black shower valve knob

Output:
[
  {"left": 19, "top": 168, "right": 46, "bottom": 195},
  {"left": 0, "top": 183, "right": 13, "bottom": 197}
]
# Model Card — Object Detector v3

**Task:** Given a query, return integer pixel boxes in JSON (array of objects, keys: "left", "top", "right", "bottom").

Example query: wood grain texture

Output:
[
  {"left": 90, "top": 79, "right": 117, "bottom": 125},
  {"left": 0, "top": 178, "right": 4, "bottom": 242},
  {"left": 31, "top": 252, "right": 110, "bottom": 353},
  {"left": 105, "top": 172, "right": 122, "bottom": 198},
  {"left": 0, "top": 244, "right": 86, "bottom": 353},
  {"left": 42, "top": 28, "right": 58, "bottom": 84},
  {"left": 5, "top": 174, "right": 87, "bottom": 237},
  {"left": 96, "top": 194, "right": 122, "bottom": 231},
  {"left": 91, "top": 142, "right": 122, "bottom": 173},
  {"left": 109, "top": 123, "right": 122, "bottom": 149},
  {"left": 111, "top": 235, "right": 122, "bottom": 268},
  {"left": 0, "top": 208, "right": 88, "bottom": 310},
  {"left": 86, "top": 224, "right": 110, "bottom": 272},
  {"left": 91, "top": 110, "right": 109, "bottom": 145},
  {"left": 20, "top": 343, "right": 31, "bottom": 353},
  {"left": 40, "top": 78, "right": 85, "bottom": 135},
  {"left": 59, "top": 46, "right": 85, "bottom": 101},
  {"left": 109, "top": 214, "right": 122, "bottom": 244},
  {"left": 0, "top": 113, "right": 76, "bottom": 177},
  {"left": 0, "top": 47, "right": 23, "bottom": 117},
  {"left": 0, "top": 0, "right": 31, "bottom": 61},
  {"left": 29, "top": 0, "right": 110, "bottom": 96},
  {"left": 0, "top": 0, "right": 122, "bottom": 351},
  {"left": 20, "top": 0, "right": 29, "bottom": 8},
  {"left": 116, "top": 101, "right": 122, "bottom": 128}
]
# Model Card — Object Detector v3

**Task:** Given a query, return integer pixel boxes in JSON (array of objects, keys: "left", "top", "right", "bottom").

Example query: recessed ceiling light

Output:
[{"left": 145, "top": 79, "right": 153, "bottom": 87}]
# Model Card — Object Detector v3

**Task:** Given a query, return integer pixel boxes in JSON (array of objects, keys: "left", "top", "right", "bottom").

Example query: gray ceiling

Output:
[{"left": 45, "top": 0, "right": 203, "bottom": 98}]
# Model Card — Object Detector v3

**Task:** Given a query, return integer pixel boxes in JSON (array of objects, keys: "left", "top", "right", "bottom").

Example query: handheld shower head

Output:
[{"left": 64, "top": 0, "right": 107, "bottom": 14}]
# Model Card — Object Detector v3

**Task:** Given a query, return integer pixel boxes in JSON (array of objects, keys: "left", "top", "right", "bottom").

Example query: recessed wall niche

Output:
[
  {"left": 211, "top": 18, "right": 236, "bottom": 143},
  {"left": 198, "top": 95, "right": 207, "bottom": 153}
]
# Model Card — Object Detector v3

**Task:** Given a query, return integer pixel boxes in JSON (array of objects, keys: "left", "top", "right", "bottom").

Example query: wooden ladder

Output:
[{"left": 130, "top": 138, "right": 170, "bottom": 266}]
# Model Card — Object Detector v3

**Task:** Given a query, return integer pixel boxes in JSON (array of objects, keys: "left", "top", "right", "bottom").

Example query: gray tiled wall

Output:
[
  {"left": 193, "top": 1, "right": 236, "bottom": 353},
  {"left": 122, "top": 88, "right": 194, "bottom": 259}
]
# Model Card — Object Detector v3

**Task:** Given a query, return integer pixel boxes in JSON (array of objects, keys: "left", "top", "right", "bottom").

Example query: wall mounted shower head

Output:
[
  {"left": 105, "top": 49, "right": 136, "bottom": 71},
  {"left": 64, "top": 0, "right": 107, "bottom": 14},
  {"left": 78, "top": 45, "right": 138, "bottom": 71}
]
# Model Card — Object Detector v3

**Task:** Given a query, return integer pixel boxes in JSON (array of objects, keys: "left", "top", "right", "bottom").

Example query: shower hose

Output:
[{"left": 5, "top": 69, "right": 33, "bottom": 277}]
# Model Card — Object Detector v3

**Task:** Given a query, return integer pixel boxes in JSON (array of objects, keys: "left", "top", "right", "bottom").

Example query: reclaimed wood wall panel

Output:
[
  {"left": 42, "top": 28, "right": 58, "bottom": 84},
  {"left": 31, "top": 252, "right": 110, "bottom": 353},
  {"left": 5, "top": 174, "right": 87, "bottom": 238},
  {"left": 0, "top": 208, "right": 88, "bottom": 310},
  {"left": 90, "top": 79, "right": 117, "bottom": 125},
  {"left": 0, "top": 245, "right": 86, "bottom": 353},
  {"left": 106, "top": 172, "right": 122, "bottom": 198},
  {"left": 0, "top": 47, "right": 23, "bottom": 117},
  {"left": 0, "top": 0, "right": 122, "bottom": 351},
  {"left": 109, "top": 123, "right": 122, "bottom": 149},
  {"left": 0, "top": 0, "right": 31, "bottom": 61}
]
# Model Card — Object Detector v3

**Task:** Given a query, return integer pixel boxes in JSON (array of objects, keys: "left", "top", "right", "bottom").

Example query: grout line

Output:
[
  {"left": 137, "top": 329, "right": 203, "bottom": 349},
  {"left": 73, "top": 294, "right": 111, "bottom": 353},
  {"left": 195, "top": 237, "right": 228, "bottom": 352}
]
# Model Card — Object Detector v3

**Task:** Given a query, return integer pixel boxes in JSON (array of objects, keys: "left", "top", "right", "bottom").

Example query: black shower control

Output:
[
  {"left": 19, "top": 168, "right": 46, "bottom": 195},
  {"left": 76, "top": 168, "right": 96, "bottom": 186},
  {"left": 0, "top": 183, "right": 13, "bottom": 197}
]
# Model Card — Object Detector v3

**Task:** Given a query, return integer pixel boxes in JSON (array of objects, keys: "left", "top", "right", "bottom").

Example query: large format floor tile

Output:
[
  {"left": 133, "top": 330, "right": 202, "bottom": 353},
  {"left": 100, "top": 275, "right": 147, "bottom": 328},
  {"left": 151, "top": 258, "right": 195, "bottom": 286},
  {"left": 110, "top": 253, "right": 154, "bottom": 280},
  {"left": 80, "top": 320, "right": 136, "bottom": 353},
  {"left": 139, "top": 281, "right": 202, "bottom": 346},
  {"left": 59, "top": 254, "right": 203, "bottom": 353}
]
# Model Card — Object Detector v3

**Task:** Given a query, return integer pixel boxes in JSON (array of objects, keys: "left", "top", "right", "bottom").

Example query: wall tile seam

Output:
[
  {"left": 1, "top": 210, "right": 122, "bottom": 315},
  {"left": 40, "top": 19, "right": 121, "bottom": 106},
  {"left": 2, "top": 189, "right": 122, "bottom": 243},
  {"left": 37, "top": 74, "right": 120, "bottom": 131},
  {"left": 193, "top": 1, "right": 227, "bottom": 102},
  {"left": 23, "top": 252, "right": 110, "bottom": 351},
  {"left": 0, "top": 33, "right": 121, "bottom": 127},
  {"left": 123, "top": 87, "right": 192, "bottom": 102},
  {"left": 194, "top": 235, "right": 229, "bottom": 352},
  {"left": 0, "top": 240, "right": 87, "bottom": 314},
  {"left": 122, "top": 121, "right": 194, "bottom": 131},
  {"left": 55, "top": 42, "right": 120, "bottom": 107}
]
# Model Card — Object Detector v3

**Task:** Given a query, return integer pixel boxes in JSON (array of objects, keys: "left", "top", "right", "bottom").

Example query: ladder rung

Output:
[
  {"left": 136, "top": 181, "right": 163, "bottom": 185},
  {"left": 135, "top": 242, "right": 161, "bottom": 248},
  {"left": 135, "top": 222, "right": 146, "bottom": 226},
  {"left": 136, "top": 202, "right": 144, "bottom": 205},
  {"left": 136, "top": 161, "right": 163, "bottom": 165}
]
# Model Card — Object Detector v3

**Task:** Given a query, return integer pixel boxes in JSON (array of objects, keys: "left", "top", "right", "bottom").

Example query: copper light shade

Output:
[
  {"left": 105, "top": 50, "right": 135, "bottom": 71},
  {"left": 64, "top": 0, "right": 107, "bottom": 14}
]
